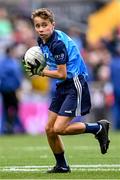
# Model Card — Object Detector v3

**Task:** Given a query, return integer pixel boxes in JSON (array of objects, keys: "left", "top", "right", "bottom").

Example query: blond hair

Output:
[{"left": 31, "top": 8, "right": 55, "bottom": 23}]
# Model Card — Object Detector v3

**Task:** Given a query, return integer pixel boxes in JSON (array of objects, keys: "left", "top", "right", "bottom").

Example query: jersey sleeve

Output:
[{"left": 52, "top": 40, "right": 68, "bottom": 65}]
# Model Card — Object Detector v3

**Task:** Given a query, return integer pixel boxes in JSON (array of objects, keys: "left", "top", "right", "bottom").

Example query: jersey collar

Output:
[{"left": 37, "top": 30, "right": 56, "bottom": 47}]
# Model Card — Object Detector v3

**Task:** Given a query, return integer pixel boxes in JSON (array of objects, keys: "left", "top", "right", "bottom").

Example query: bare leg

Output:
[
  {"left": 45, "top": 111, "right": 65, "bottom": 154},
  {"left": 54, "top": 115, "right": 86, "bottom": 135},
  {"left": 45, "top": 112, "right": 104, "bottom": 173},
  {"left": 45, "top": 111, "right": 70, "bottom": 171}
]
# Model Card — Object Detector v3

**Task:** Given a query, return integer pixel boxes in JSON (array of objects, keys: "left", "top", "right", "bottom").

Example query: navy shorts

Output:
[{"left": 49, "top": 75, "right": 91, "bottom": 117}]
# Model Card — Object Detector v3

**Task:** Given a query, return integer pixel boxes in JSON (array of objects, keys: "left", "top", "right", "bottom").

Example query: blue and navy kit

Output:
[
  {"left": 37, "top": 30, "right": 91, "bottom": 117},
  {"left": 37, "top": 30, "right": 88, "bottom": 83}
]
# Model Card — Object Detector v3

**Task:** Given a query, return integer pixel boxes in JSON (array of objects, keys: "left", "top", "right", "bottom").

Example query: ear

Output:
[{"left": 52, "top": 22, "right": 55, "bottom": 29}]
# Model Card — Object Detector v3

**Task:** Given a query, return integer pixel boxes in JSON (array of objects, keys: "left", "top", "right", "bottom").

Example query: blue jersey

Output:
[{"left": 37, "top": 30, "right": 88, "bottom": 83}]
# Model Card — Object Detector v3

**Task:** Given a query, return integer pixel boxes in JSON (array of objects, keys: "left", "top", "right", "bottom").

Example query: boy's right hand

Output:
[{"left": 22, "top": 58, "right": 44, "bottom": 77}]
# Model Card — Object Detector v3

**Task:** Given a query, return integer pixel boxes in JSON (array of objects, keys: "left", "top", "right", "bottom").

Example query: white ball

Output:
[{"left": 24, "top": 46, "right": 46, "bottom": 70}]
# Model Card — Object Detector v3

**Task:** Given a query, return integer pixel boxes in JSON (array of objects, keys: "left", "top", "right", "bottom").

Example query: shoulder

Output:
[
  {"left": 49, "top": 31, "right": 69, "bottom": 64},
  {"left": 50, "top": 30, "right": 68, "bottom": 53},
  {"left": 51, "top": 30, "right": 75, "bottom": 51}
]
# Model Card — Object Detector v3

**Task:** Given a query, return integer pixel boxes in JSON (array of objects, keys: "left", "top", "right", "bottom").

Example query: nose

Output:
[{"left": 38, "top": 26, "right": 44, "bottom": 32}]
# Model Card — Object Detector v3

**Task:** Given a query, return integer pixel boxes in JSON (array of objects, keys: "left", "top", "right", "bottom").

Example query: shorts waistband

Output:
[{"left": 56, "top": 74, "right": 84, "bottom": 87}]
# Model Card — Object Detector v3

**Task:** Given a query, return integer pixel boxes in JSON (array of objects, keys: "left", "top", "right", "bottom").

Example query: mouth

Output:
[{"left": 39, "top": 34, "right": 46, "bottom": 38}]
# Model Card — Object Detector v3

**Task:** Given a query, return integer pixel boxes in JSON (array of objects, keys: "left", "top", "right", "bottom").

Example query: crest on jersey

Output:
[{"left": 54, "top": 53, "right": 65, "bottom": 60}]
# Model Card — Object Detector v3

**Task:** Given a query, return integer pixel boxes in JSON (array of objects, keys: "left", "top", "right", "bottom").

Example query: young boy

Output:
[{"left": 24, "top": 8, "right": 110, "bottom": 173}]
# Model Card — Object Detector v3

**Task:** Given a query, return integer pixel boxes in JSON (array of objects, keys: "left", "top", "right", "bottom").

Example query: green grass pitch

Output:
[{"left": 0, "top": 131, "right": 120, "bottom": 179}]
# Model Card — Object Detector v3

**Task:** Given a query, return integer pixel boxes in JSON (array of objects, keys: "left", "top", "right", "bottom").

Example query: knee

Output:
[
  {"left": 53, "top": 125, "right": 65, "bottom": 135},
  {"left": 45, "top": 125, "right": 54, "bottom": 136}
]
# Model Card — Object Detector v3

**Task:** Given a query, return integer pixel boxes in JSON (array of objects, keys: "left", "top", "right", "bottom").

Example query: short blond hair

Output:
[{"left": 31, "top": 8, "right": 55, "bottom": 23}]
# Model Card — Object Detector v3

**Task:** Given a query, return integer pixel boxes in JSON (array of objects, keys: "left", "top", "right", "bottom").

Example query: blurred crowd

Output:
[{"left": 0, "top": 2, "right": 120, "bottom": 134}]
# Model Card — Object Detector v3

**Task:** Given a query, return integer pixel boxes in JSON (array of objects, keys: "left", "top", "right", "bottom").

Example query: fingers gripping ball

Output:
[{"left": 24, "top": 46, "right": 46, "bottom": 77}]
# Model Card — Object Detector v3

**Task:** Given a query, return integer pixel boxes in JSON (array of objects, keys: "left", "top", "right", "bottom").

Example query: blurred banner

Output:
[
  {"left": 0, "top": 100, "right": 48, "bottom": 135},
  {"left": 19, "top": 102, "right": 48, "bottom": 134},
  {"left": 87, "top": 0, "right": 120, "bottom": 44}
]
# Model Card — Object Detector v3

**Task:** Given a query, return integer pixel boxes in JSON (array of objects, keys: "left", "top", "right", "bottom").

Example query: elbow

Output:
[
  {"left": 59, "top": 73, "right": 67, "bottom": 80},
  {"left": 62, "top": 75, "right": 67, "bottom": 80},
  {"left": 61, "top": 77, "right": 66, "bottom": 80}
]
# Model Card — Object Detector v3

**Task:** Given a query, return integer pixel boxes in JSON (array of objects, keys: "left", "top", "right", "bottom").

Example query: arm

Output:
[
  {"left": 41, "top": 40, "right": 68, "bottom": 80},
  {"left": 42, "top": 64, "right": 67, "bottom": 80}
]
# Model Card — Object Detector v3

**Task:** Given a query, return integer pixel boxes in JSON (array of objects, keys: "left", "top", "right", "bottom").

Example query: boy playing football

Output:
[{"left": 23, "top": 8, "right": 110, "bottom": 173}]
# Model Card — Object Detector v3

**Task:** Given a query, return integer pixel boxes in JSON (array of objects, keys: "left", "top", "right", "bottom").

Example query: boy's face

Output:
[{"left": 33, "top": 16, "right": 55, "bottom": 42}]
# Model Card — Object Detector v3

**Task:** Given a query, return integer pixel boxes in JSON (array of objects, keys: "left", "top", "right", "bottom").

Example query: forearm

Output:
[{"left": 42, "top": 69, "right": 66, "bottom": 80}]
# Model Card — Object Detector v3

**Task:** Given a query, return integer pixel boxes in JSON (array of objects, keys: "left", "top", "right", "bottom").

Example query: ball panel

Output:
[{"left": 24, "top": 46, "right": 46, "bottom": 68}]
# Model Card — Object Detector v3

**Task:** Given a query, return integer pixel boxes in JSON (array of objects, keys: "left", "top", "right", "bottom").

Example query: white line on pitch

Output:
[
  {"left": 0, "top": 164, "right": 120, "bottom": 172},
  {"left": 1, "top": 168, "right": 120, "bottom": 172},
  {"left": 1, "top": 164, "right": 120, "bottom": 168}
]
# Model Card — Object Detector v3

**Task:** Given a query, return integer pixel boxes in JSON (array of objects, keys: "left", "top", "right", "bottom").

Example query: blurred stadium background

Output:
[
  {"left": 0, "top": 0, "right": 120, "bottom": 134},
  {"left": 0, "top": 0, "right": 120, "bottom": 179}
]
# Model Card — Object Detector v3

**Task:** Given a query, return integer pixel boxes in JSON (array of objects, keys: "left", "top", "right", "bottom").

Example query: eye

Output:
[
  {"left": 41, "top": 23, "right": 48, "bottom": 28},
  {"left": 35, "top": 24, "right": 40, "bottom": 28}
]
